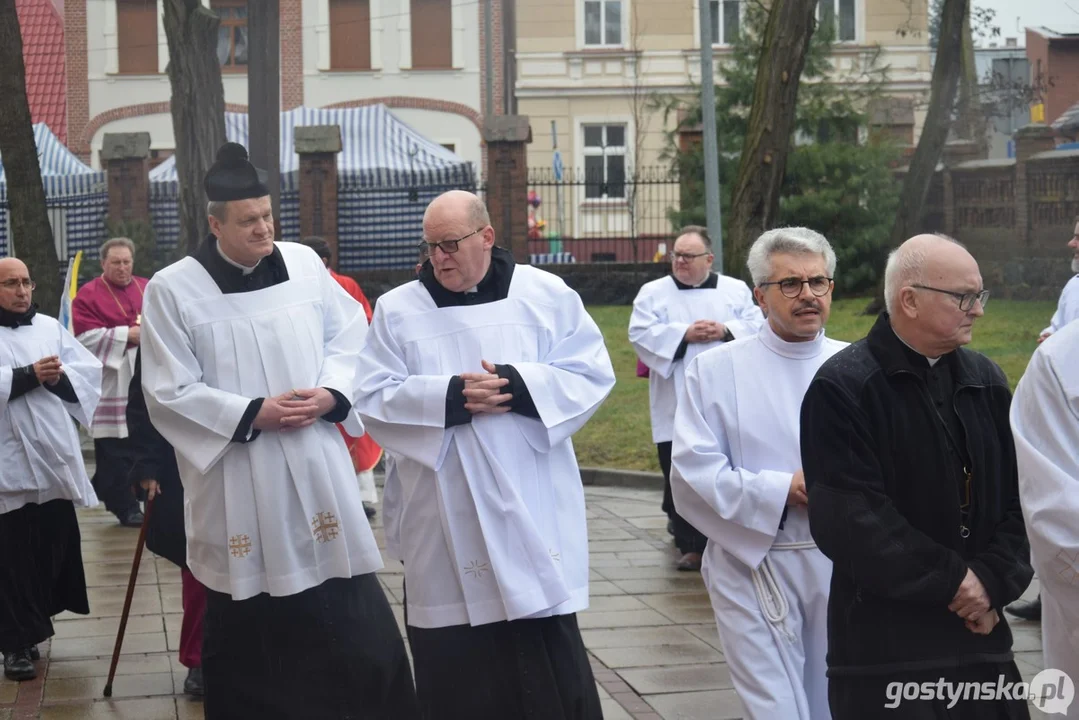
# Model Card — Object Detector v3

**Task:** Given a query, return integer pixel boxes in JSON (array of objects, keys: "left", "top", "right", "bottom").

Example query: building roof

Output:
[
  {"left": 1027, "top": 26, "right": 1079, "bottom": 41},
  {"left": 15, "top": 0, "right": 66, "bottom": 144},
  {"left": 1053, "top": 99, "right": 1079, "bottom": 135}
]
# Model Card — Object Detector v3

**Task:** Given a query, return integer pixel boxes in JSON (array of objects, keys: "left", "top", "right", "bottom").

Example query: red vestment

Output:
[{"left": 329, "top": 270, "right": 382, "bottom": 473}]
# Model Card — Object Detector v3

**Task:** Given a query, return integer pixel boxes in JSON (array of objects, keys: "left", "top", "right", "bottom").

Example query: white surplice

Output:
[
  {"left": 629, "top": 274, "right": 764, "bottom": 443},
  {"left": 1042, "top": 274, "right": 1079, "bottom": 337},
  {"left": 140, "top": 243, "right": 382, "bottom": 600},
  {"left": 1010, "top": 320, "right": 1079, "bottom": 706},
  {"left": 75, "top": 326, "right": 136, "bottom": 438},
  {"left": 670, "top": 322, "right": 846, "bottom": 720},
  {"left": 354, "top": 266, "right": 615, "bottom": 628},
  {"left": 0, "top": 314, "right": 102, "bottom": 515}
]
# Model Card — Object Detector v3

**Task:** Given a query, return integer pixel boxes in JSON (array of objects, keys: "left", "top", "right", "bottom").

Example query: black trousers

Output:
[
  {"left": 829, "top": 661, "right": 1032, "bottom": 719},
  {"left": 407, "top": 613, "right": 603, "bottom": 720},
  {"left": 202, "top": 573, "right": 419, "bottom": 720},
  {"left": 0, "top": 500, "right": 89, "bottom": 652},
  {"left": 657, "top": 441, "right": 707, "bottom": 554},
  {"left": 91, "top": 438, "right": 139, "bottom": 516}
]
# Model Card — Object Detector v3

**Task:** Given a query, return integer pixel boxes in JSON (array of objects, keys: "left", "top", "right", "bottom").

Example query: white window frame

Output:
[
  {"left": 708, "top": 0, "right": 742, "bottom": 47},
  {"left": 316, "top": 0, "right": 384, "bottom": 72},
  {"left": 106, "top": 0, "right": 165, "bottom": 74},
  {"left": 577, "top": 119, "right": 630, "bottom": 202},
  {"left": 398, "top": 0, "right": 466, "bottom": 71},
  {"left": 816, "top": 0, "right": 861, "bottom": 44},
  {"left": 578, "top": 0, "right": 627, "bottom": 50}
]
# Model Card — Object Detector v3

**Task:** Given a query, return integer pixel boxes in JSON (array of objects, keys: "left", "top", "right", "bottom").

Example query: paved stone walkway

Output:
[{"left": 0, "top": 484, "right": 1048, "bottom": 719}]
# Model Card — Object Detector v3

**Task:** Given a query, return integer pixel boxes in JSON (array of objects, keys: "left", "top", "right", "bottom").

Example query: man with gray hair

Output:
[
  {"left": 670, "top": 227, "right": 845, "bottom": 718},
  {"left": 801, "top": 234, "right": 1033, "bottom": 718},
  {"left": 72, "top": 236, "right": 148, "bottom": 527}
]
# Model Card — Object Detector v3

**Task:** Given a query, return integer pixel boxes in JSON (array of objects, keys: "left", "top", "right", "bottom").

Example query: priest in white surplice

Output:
[
  {"left": 355, "top": 190, "right": 615, "bottom": 720},
  {"left": 1008, "top": 218, "right": 1079, "bottom": 623},
  {"left": 0, "top": 258, "right": 102, "bottom": 682},
  {"left": 140, "top": 143, "right": 418, "bottom": 719},
  {"left": 629, "top": 225, "right": 764, "bottom": 571},
  {"left": 670, "top": 228, "right": 845, "bottom": 719},
  {"left": 1010, "top": 320, "right": 1079, "bottom": 710}
]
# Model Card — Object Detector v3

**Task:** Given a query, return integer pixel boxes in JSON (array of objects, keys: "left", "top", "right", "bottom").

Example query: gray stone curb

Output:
[{"left": 579, "top": 466, "right": 663, "bottom": 490}]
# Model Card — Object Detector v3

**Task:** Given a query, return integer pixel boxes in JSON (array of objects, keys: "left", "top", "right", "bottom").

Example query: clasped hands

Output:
[
  {"left": 32, "top": 355, "right": 64, "bottom": 386},
  {"left": 253, "top": 387, "right": 336, "bottom": 431},
  {"left": 461, "top": 360, "right": 512, "bottom": 415},
  {"left": 950, "top": 568, "right": 998, "bottom": 635},
  {"left": 685, "top": 320, "right": 727, "bottom": 344}
]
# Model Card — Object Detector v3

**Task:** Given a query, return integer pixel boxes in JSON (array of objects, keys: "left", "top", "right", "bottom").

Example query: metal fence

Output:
[
  {"left": 523, "top": 166, "right": 682, "bottom": 264},
  {"left": 0, "top": 192, "right": 110, "bottom": 270}
]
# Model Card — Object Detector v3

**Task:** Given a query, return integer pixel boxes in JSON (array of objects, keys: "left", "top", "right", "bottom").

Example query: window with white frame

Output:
[
  {"left": 709, "top": 0, "right": 740, "bottom": 45},
  {"left": 583, "top": 0, "right": 623, "bottom": 47},
  {"left": 583, "top": 124, "right": 626, "bottom": 199},
  {"left": 818, "top": 0, "right": 856, "bottom": 42}
]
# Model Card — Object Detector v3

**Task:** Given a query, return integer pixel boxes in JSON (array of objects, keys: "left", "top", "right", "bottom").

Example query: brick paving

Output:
[{"left": 0, "top": 483, "right": 1049, "bottom": 719}]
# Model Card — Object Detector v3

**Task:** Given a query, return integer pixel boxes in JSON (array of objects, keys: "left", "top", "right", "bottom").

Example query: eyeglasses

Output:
[
  {"left": 0, "top": 279, "right": 35, "bottom": 290},
  {"left": 758, "top": 276, "right": 833, "bottom": 298},
  {"left": 911, "top": 284, "right": 990, "bottom": 312},
  {"left": 672, "top": 251, "right": 710, "bottom": 262},
  {"left": 418, "top": 227, "right": 486, "bottom": 256}
]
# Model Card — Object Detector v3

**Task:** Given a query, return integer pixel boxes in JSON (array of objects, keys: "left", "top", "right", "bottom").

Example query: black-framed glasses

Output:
[
  {"left": 911, "top": 284, "right": 990, "bottom": 312},
  {"left": 418, "top": 227, "right": 486, "bottom": 256},
  {"left": 758, "top": 276, "right": 833, "bottom": 298},
  {"left": 0, "top": 279, "right": 35, "bottom": 290},
  {"left": 672, "top": 251, "right": 710, "bottom": 262}
]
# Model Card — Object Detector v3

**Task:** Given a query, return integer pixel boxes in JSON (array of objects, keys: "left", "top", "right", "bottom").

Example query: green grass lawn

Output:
[{"left": 576, "top": 298, "right": 1056, "bottom": 472}]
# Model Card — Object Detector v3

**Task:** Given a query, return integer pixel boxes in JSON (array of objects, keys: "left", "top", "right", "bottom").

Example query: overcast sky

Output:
[{"left": 976, "top": 0, "right": 1078, "bottom": 46}]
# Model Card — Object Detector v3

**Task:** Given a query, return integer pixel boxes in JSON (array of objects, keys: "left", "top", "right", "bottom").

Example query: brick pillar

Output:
[
  {"left": 295, "top": 125, "right": 341, "bottom": 267},
  {"left": 101, "top": 132, "right": 151, "bottom": 223},
  {"left": 483, "top": 116, "right": 532, "bottom": 263},
  {"left": 1013, "top": 124, "right": 1056, "bottom": 245}
]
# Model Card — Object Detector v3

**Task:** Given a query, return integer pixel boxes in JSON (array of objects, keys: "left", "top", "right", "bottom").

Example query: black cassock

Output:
[
  {"left": 127, "top": 349, "right": 186, "bottom": 568},
  {"left": 176, "top": 237, "right": 419, "bottom": 720}
]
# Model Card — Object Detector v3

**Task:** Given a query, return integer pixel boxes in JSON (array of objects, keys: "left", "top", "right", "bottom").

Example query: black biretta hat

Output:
[{"left": 204, "top": 142, "right": 270, "bottom": 201}]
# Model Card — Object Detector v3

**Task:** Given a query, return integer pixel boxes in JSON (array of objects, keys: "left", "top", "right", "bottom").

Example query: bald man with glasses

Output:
[{"left": 629, "top": 225, "right": 764, "bottom": 571}]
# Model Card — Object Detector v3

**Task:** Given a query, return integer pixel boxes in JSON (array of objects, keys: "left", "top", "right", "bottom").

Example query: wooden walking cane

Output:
[{"left": 103, "top": 493, "right": 155, "bottom": 697}]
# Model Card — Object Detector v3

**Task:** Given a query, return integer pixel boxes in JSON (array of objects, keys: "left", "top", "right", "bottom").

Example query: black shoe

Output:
[
  {"left": 117, "top": 507, "right": 144, "bottom": 528},
  {"left": 183, "top": 666, "right": 204, "bottom": 696},
  {"left": 363, "top": 503, "right": 377, "bottom": 519},
  {"left": 28, "top": 645, "right": 39, "bottom": 661},
  {"left": 3, "top": 649, "right": 36, "bottom": 681},
  {"left": 1005, "top": 595, "right": 1041, "bottom": 622}
]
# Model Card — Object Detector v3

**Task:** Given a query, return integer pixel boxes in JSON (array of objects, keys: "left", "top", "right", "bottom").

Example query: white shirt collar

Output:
[
  {"left": 758, "top": 319, "right": 827, "bottom": 360},
  {"left": 215, "top": 239, "right": 260, "bottom": 275},
  {"left": 892, "top": 326, "right": 941, "bottom": 366}
]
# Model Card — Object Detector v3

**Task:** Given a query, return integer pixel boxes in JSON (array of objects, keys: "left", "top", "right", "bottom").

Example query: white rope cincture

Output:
[{"left": 750, "top": 540, "right": 818, "bottom": 643}]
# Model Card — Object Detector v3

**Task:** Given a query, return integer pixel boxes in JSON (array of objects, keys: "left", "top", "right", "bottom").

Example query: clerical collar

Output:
[
  {"left": 757, "top": 318, "right": 826, "bottom": 360},
  {"left": 892, "top": 326, "right": 942, "bottom": 367},
  {"left": 0, "top": 303, "right": 37, "bottom": 329},
  {"left": 420, "top": 246, "right": 516, "bottom": 308},
  {"left": 672, "top": 272, "right": 719, "bottom": 290},
  {"left": 195, "top": 235, "right": 289, "bottom": 294},
  {"left": 214, "top": 237, "right": 260, "bottom": 274}
]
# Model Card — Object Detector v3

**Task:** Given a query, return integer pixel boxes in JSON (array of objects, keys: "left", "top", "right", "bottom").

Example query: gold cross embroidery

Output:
[
  {"left": 229, "top": 534, "right": 252, "bottom": 558},
  {"left": 311, "top": 512, "right": 341, "bottom": 544},
  {"left": 463, "top": 560, "right": 490, "bottom": 579}
]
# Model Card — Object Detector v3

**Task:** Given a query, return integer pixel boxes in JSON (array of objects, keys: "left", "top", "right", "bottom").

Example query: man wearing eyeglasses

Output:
[
  {"left": 355, "top": 190, "right": 615, "bottom": 720},
  {"left": 800, "top": 234, "right": 1033, "bottom": 719},
  {"left": 629, "top": 225, "right": 765, "bottom": 571},
  {"left": 0, "top": 258, "right": 102, "bottom": 682},
  {"left": 670, "top": 228, "right": 846, "bottom": 719}
]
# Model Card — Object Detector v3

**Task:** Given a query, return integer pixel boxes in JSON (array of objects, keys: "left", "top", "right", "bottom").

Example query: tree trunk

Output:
[
  {"left": 163, "top": 0, "right": 226, "bottom": 256},
  {"left": 863, "top": 0, "right": 968, "bottom": 314},
  {"left": 724, "top": 0, "right": 820, "bottom": 279},
  {"left": 954, "top": 5, "right": 980, "bottom": 142},
  {"left": 0, "top": 0, "right": 62, "bottom": 314}
]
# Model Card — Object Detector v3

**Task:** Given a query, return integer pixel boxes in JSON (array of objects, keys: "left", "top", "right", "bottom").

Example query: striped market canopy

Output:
[
  {"left": 149, "top": 104, "right": 474, "bottom": 192},
  {"left": 0, "top": 123, "right": 106, "bottom": 199},
  {"left": 149, "top": 104, "right": 477, "bottom": 272}
]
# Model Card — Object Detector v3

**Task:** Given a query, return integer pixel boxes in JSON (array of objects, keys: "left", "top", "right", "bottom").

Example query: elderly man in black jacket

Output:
[{"left": 800, "top": 233, "right": 1033, "bottom": 719}]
